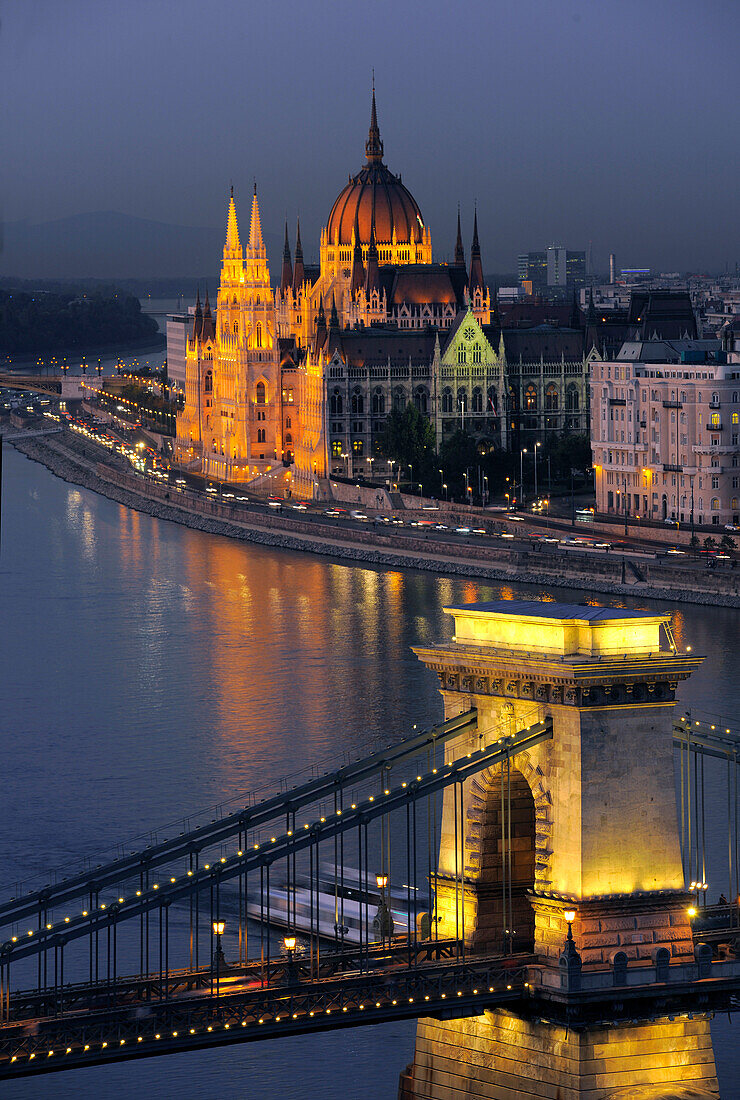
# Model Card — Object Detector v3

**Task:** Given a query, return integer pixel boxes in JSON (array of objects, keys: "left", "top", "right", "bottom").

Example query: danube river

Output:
[{"left": 1, "top": 444, "right": 739, "bottom": 1099}]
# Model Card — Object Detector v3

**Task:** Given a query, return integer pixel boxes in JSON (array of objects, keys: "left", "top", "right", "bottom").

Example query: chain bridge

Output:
[{"left": 0, "top": 600, "right": 738, "bottom": 1098}]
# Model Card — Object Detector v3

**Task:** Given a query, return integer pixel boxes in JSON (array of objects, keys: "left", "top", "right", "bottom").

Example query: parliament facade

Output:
[{"left": 174, "top": 93, "right": 588, "bottom": 494}]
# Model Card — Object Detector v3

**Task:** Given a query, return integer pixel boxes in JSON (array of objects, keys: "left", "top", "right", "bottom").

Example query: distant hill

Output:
[{"left": 0, "top": 211, "right": 282, "bottom": 281}]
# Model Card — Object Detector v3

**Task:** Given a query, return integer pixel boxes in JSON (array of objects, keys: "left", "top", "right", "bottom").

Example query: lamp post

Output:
[
  {"left": 442, "top": 482, "right": 448, "bottom": 501},
  {"left": 212, "top": 920, "right": 226, "bottom": 1007},
  {"left": 439, "top": 468, "right": 444, "bottom": 498},
  {"left": 373, "top": 873, "right": 393, "bottom": 947},
  {"left": 534, "top": 441, "right": 540, "bottom": 506},
  {"left": 284, "top": 934, "right": 297, "bottom": 982},
  {"left": 483, "top": 474, "right": 489, "bottom": 507},
  {"left": 520, "top": 448, "right": 527, "bottom": 511}
]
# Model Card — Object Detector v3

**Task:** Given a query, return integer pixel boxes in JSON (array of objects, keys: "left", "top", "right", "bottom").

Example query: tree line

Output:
[
  {"left": 0, "top": 288, "right": 159, "bottom": 354},
  {"left": 377, "top": 402, "right": 592, "bottom": 504}
]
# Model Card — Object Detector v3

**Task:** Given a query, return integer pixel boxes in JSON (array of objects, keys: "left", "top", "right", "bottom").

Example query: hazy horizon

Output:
[{"left": 2, "top": 0, "right": 739, "bottom": 280}]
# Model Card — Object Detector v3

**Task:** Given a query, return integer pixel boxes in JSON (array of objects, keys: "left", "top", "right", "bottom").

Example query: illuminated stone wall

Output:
[{"left": 405, "top": 1010, "right": 719, "bottom": 1099}]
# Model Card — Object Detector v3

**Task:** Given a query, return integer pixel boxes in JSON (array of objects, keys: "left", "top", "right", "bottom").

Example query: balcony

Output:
[
  {"left": 662, "top": 400, "right": 682, "bottom": 408},
  {"left": 707, "top": 422, "right": 724, "bottom": 432},
  {"left": 663, "top": 463, "right": 683, "bottom": 472}
]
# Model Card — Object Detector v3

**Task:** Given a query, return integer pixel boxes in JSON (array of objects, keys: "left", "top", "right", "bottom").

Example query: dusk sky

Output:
[{"left": 3, "top": 0, "right": 739, "bottom": 277}]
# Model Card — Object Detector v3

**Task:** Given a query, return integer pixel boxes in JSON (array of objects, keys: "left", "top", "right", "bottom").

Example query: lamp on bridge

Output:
[
  {"left": 563, "top": 909, "right": 576, "bottom": 940},
  {"left": 283, "top": 934, "right": 296, "bottom": 954},
  {"left": 373, "top": 874, "right": 393, "bottom": 947}
]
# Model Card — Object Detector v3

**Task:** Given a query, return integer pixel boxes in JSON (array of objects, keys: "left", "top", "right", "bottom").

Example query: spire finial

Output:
[
  {"left": 253, "top": 178, "right": 257, "bottom": 196},
  {"left": 365, "top": 81, "right": 383, "bottom": 164},
  {"left": 230, "top": 181, "right": 233, "bottom": 198}
]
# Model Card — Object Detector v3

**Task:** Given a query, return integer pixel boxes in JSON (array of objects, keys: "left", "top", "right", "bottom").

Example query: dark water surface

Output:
[{"left": 1, "top": 445, "right": 738, "bottom": 1098}]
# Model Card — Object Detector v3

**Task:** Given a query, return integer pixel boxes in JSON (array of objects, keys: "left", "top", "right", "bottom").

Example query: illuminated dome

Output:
[{"left": 326, "top": 92, "right": 426, "bottom": 247}]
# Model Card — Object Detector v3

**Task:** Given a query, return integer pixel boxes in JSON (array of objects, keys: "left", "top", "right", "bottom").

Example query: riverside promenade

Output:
[{"left": 9, "top": 427, "right": 740, "bottom": 609}]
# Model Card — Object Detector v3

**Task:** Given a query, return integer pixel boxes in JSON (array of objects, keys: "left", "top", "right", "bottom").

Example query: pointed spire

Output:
[
  {"left": 201, "top": 287, "right": 215, "bottom": 341},
  {"left": 247, "top": 185, "right": 264, "bottom": 253},
  {"left": 365, "top": 83, "right": 384, "bottom": 164},
  {"left": 469, "top": 207, "right": 484, "bottom": 293},
  {"left": 224, "top": 190, "right": 241, "bottom": 254},
  {"left": 350, "top": 213, "right": 365, "bottom": 294},
  {"left": 315, "top": 299, "right": 327, "bottom": 350},
  {"left": 454, "top": 205, "right": 465, "bottom": 267},
  {"left": 281, "top": 220, "right": 293, "bottom": 294},
  {"left": 569, "top": 287, "right": 581, "bottom": 329},
  {"left": 292, "top": 217, "right": 305, "bottom": 292},
  {"left": 365, "top": 219, "right": 380, "bottom": 297},
  {"left": 329, "top": 294, "right": 339, "bottom": 329},
  {"left": 192, "top": 287, "right": 203, "bottom": 340}
]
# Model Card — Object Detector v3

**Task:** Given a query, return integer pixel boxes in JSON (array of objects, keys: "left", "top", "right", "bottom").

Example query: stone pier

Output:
[{"left": 402, "top": 599, "right": 719, "bottom": 1100}]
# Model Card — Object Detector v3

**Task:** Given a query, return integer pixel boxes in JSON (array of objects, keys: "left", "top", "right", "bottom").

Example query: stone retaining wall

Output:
[{"left": 9, "top": 433, "right": 740, "bottom": 609}]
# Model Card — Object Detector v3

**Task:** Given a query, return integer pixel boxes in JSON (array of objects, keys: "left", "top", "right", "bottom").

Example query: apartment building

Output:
[{"left": 589, "top": 327, "right": 740, "bottom": 528}]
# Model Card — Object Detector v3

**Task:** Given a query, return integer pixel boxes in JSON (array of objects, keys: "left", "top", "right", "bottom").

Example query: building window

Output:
[
  {"left": 285, "top": 416, "right": 292, "bottom": 429},
  {"left": 471, "top": 387, "right": 483, "bottom": 414},
  {"left": 393, "top": 387, "right": 406, "bottom": 411},
  {"left": 524, "top": 385, "right": 537, "bottom": 411},
  {"left": 414, "top": 387, "right": 429, "bottom": 414},
  {"left": 487, "top": 386, "right": 497, "bottom": 412},
  {"left": 471, "top": 344, "right": 482, "bottom": 364},
  {"left": 257, "top": 428, "right": 266, "bottom": 443},
  {"left": 331, "top": 440, "right": 342, "bottom": 457},
  {"left": 545, "top": 384, "right": 558, "bottom": 411},
  {"left": 565, "top": 385, "right": 579, "bottom": 412},
  {"left": 372, "top": 388, "right": 385, "bottom": 416},
  {"left": 255, "top": 323, "right": 263, "bottom": 348},
  {"left": 457, "top": 347, "right": 466, "bottom": 365},
  {"left": 711, "top": 497, "right": 720, "bottom": 510},
  {"left": 442, "top": 387, "right": 453, "bottom": 414},
  {"left": 256, "top": 381, "right": 266, "bottom": 405},
  {"left": 352, "top": 439, "right": 363, "bottom": 455},
  {"left": 351, "top": 389, "right": 364, "bottom": 417},
  {"left": 331, "top": 389, "right": 343, "bottom": 417}
]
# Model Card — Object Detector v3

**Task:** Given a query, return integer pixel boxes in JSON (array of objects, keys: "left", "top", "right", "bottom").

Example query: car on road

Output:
[
  {"left": 350, "top": 510, "right": 369, "bottom": 521},
  {"left": 292, "top": 502, "right": 308, "bottom": 511},
  {"left": 725, "top": 524, "right": 739, "bottom": 532}
]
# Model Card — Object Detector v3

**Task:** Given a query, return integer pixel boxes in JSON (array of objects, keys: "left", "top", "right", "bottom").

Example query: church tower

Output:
[{"left": 176, "top": 187, "right": 282, "bottom": 481}]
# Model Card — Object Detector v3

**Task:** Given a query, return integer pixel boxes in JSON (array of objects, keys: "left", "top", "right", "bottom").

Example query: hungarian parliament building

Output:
[{"left": 172, "top": 93, "right": 589, "bottom": 495}]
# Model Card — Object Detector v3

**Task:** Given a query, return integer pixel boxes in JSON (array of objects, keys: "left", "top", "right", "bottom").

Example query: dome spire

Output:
[{"left": 365, "top": 81, "right": 384, "bottom": 165}]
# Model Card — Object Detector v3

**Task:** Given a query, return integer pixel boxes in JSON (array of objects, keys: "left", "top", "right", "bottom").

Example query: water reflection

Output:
[{"left": 1, "top": 445, "right": 739, "bottom": 1099}]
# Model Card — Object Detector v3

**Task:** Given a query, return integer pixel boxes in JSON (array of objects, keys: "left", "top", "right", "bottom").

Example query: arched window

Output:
[
  {"left": 681, "top": 391, "right": 687, "bottom": 403},
  {"left": 204, "top": 371, "right": 213, "bottom": 394},
  {"left": 545, "top": 384, "right": 558, "bottom": 411},
  {"left": 285, "top": 416, "right": 292, "bottom": 429},
  {"left": 393, "top": 387, "right": 406, "bottom": 411},
  {"left": 525, "top": 385, "right": 537, "bottom": 411},
  {"left": 372, "top": 388, "right": 385, "bottom": 416},
  {"left": 233, "top": 322, "right": 238, "bottom": 334},
  {"left": 457, "top": 347, "right": 466, "bottom": 365},
  {"left": 441, "top": 387, "right": 453, "bottom": 414},
  {"left": 566, "top": 385, "right": 579, "bottom": 411},
  {"left": 285, "top": 433, "right": 292, "bottom": 444},
  {"left": 487, "top": 386, "right": 497, "bottom": 413},
  {"left": 712, "top": 392, "right": 720, "bottom": 404},
  {"left": 457, "top": 387, "right": 467, "bottom": 412},
  {"left": 257, "top": 428, "right": 266, "bottom": 443},
  {"left": 330, "top": 389, "right": 343, "bottom": 417},
  {"left": 256, "top": 381, "right": 266, "bottom": 405},
  {"left": 471, "top": 344, "right": 482, "bottom": 364},
  {"left": 352, "top": 439, "right": 364, "bottom": 455},
  {"left": 414, "top": 387, "right": 428, "bottom": 414},
  {"left": 255, "top": 323, "right": 262, "bottom": 348},
  {"left": 711, "top": 497, "right": 720, "bottom": 510},
  {"left": 508, "top": 387, "right": 518, "bottom": 411},
  {"left": 351, "top": 389, "right": 364, "bottom": 417},
  {"left": 471, "top": 387, "right": 483, "bottom": 413}
]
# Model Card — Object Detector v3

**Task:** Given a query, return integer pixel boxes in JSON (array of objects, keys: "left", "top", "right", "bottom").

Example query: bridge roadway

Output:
[{"left": 0, "top": 942, "right": 529, "bottom": 1079}]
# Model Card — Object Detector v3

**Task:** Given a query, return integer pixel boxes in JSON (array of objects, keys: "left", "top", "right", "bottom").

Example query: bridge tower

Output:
[{"left": 402, "top": 600, "right": 719, "bottom": 1100}]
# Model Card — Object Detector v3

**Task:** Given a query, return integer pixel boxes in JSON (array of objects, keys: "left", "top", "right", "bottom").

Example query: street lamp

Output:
[
  {"left": 442, "top": 482, "right": 448, "bottom": 501},
  {"left": 212, "top": 920, "right": 226, "bottom": 1005},
  {"left": 284, "top": 933, "right": 297, "bottom": 980},
  {"left": 520, "top": 448, "right": 527, "bottom": 510},
  {"left": 483, "top": 474, "right": 489, "bottom": 506},
  {"left": 534, "top": 441, "right": 541, "bottom": 506},
  {"left": 373, "top": 873, "right": 393, "bottom": 946}
]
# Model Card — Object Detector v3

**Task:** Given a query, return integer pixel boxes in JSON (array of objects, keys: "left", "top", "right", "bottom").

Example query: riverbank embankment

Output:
[{"left": 9, "top": 431, "right": 740, "bottom": 609}]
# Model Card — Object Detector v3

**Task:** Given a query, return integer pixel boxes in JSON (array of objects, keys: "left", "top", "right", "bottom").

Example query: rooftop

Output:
[{"left": 444, "top": 600, "right": 658, "bottom": 622}]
